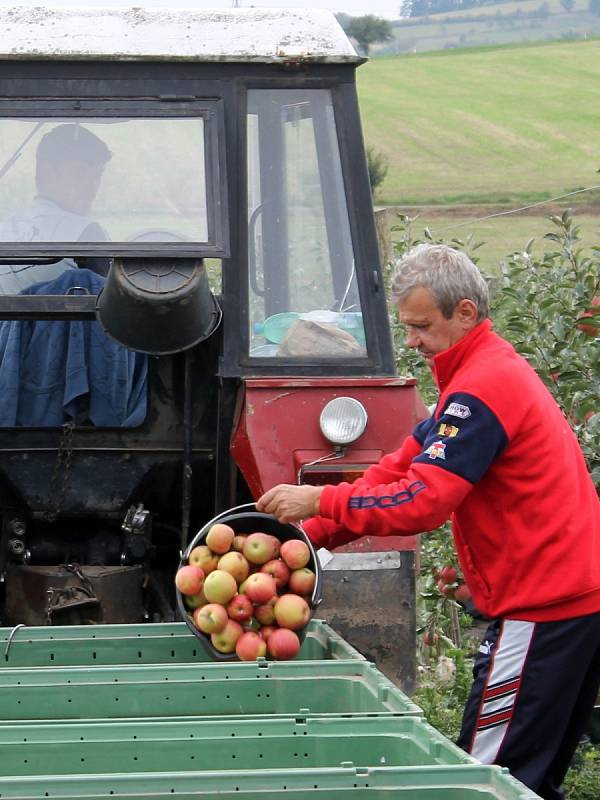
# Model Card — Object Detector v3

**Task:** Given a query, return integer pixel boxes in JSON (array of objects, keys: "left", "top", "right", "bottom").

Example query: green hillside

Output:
[
  {"left": 357, "top": 39, "right": 600, "bottom": 206},
  {"left": 377, "top": 0, "right": 600, "bottom": 55}
]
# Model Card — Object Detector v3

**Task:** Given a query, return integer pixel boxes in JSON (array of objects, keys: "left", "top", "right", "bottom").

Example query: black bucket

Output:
[
  {"left": 96, "top": 257, "right": 221, "bottom": 355},
  {"left": 176, "top": 504, "right": 323, "bottom": 661}
]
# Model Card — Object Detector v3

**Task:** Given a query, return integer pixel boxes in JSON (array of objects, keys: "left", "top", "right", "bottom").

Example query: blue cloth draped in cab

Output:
[{"left": 0, "top": 269, "right": 147, "bottom": 427}]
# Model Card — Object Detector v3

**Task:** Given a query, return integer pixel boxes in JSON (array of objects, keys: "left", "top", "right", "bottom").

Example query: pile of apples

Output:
[{"left": 175, "top": 523, "right": 316, "bottom": 661}]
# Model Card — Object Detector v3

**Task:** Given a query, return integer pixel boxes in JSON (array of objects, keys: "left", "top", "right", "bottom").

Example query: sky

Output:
[{"left": 0, "top": 0, "right": 403, "bottom": 21}]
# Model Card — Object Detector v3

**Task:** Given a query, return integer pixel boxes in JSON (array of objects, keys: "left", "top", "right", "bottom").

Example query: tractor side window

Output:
[{"left": 247, "top": 89, "right": 366, "bottom": 359}]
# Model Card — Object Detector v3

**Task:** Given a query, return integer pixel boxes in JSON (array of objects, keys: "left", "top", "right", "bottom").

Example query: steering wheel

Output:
[{"left": 126, "top": 229, "right": 191, "bottom": 243}]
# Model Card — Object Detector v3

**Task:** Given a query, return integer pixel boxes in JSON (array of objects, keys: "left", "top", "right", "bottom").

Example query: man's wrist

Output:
[{"left": 312, "top": 485, "right": 325, "bottom": 516}]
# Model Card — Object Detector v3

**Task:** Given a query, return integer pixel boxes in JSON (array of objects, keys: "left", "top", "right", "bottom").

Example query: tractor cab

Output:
[{"left": 0, "top": 6, "right": 426, "bottom": 652}]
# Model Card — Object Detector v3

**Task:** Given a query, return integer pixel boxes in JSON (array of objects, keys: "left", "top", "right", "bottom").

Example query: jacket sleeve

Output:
[
  {"left": 317, "top": 392, "right": 509, "bottom": 538},
  {"left": 301, "top": 427, "right": 427, "bottom": 549}
]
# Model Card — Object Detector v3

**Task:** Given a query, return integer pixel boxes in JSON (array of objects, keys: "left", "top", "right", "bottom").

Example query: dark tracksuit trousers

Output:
[{"left": 457, "top": 612, "right": 600, "bottom": 800}]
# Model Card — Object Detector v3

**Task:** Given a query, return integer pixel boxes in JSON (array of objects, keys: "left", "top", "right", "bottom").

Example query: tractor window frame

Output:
[{"left": 0, "top": 98, "right": 229, "bottom": 261}]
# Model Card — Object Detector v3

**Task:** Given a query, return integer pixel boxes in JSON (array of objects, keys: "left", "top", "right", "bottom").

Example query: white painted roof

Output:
[{"left": 0, "top": 5, "right": 361, "bottom": 63}]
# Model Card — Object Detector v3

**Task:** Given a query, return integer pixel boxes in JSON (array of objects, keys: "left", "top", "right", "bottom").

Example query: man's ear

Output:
[{"left": 456, "top": 299, "right": 479, "bottom": 327}]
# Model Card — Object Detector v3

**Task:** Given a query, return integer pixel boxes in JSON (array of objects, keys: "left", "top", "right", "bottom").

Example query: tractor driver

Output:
[
  {"left": 0, "top": 122, "right": 112, "bottom": 293},
  {"left": 257, "top": 243, "right": 600, "bottom": 800}
]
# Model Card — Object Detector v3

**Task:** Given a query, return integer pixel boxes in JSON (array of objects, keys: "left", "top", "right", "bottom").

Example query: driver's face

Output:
[{"left": 44, "top": 159, "right": 105, "bottom": 215}]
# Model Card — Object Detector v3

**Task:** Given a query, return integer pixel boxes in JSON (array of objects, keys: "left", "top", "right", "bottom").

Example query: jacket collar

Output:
[{"left": 432, "top": 318, "right": 493, "bottom": 390}]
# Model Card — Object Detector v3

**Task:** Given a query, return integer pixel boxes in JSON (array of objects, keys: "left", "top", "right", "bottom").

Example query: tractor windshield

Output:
[
  {"left": 247, "top": 89, "right": 366, "bottom": 359},
  {"left": 0, "top": 102, "right": 227, "bottom": 296}
]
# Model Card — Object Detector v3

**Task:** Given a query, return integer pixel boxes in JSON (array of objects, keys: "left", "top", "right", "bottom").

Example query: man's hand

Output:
[{"left": 257, "top": 484, "right": 324, "bottom": 524}]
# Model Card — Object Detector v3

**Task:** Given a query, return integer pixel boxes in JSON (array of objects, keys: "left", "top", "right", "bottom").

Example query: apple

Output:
[
  {"left": 267, "top": 628, "right": 301, "bottom": 660},
  {"left": 259, "top": 625, "right": 276, "bottom": 642},
  {"left": 577, "top": 296, "right": 600, "bottom": 336},
  {"left": 184, "top": 590, "right": 207, "bottom": 610},
  {"left": 268, "top": 535, "right": 281, "bottom": 558},
  {"left": 203, "top": 569, "right": 238, "bottom": 605},
  {"left": 189, "top": 545, "right": 219, "bottom": 575},
  {"left": 439, "top": 565, "right": 457, "bottom": 584},
  {"left": 193, "top": 603, "right": 228, "bottom": 634},
  {"left": 175, "top": 565, "right": 205, "bottom": 596},
  {"left": 274, "top": 594, "right": 310, "bottom": 631},
  {"left": 455, "top": 583, "right": 472, "bottom": 602},
  {"left": 227, "top": 593, "right": 254, "bottom": 622},
  {"left": 211, "top": 619, "right": 243, "bottom": 653},
  {"left": 243, "top": 532, "right": 276, "bottom": 565},
  {"left": 206, "top": 523, "right": 235, "bottom": 555},
  {"left": 423, "top": 630, "right": 438, "bottom": 646},
  {"left": 244, "top": 572, "right": 277, "bottom": 605},
  {"left": 261, "top": 559, "right": 290, "bottom": 591},
  {"left": 288, "top": 567, "right": 315, "bottom": 596},
  {"left": 255, "top": 598, "right": 277, "bottom": 626},
  {"left": 232, "top": 534, "right": 248, "bottom": 552},
  {"left": 437, "top": 579, "right": 455, "bottom": 599},
  {"left": 218, "top": 551, "right": 250, "bottom": 584},
  {"left": 235, "top": 631, "right": 267, "bottom": 661},
  {"left": 279, "top": 540, "right": 310, "bottom": 570}
]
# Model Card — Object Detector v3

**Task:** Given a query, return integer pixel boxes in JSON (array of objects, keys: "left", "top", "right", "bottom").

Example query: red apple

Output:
[
  {"left": 280, "top": 540, "right": 310, "bottom": 570},
  {"left": 193, "top": 603, "right": 228, "bottom": 634},
  {"left": 235, "top": 631, "right": 267, "bottom": 661},
  {"left": 261, "top": 558, "right": 290, "bottom": 591},
  {"left": 243, "top": 533, "right": 276, "bottom": 565},
  {"left": 288, "top": 567, "right": 315, "bottom": 596},
  {"left": 255, "top": 598, "right": 277, "bottom": 626},
  {"left": 577, "top": 296, "right": 600, "bottom": 336},
  {"left": 274, "top": 594, "right": 310, "bottom": 631},
  {"left": 268, "top": 535, "right": 281, "bottom": 558},
  {"left": 259, "top": 625, "right": 276, "bottom": 642},
  {"left": 439, "top": 565, "right": 457, "bottom": 584},
  {"left": 423, "top": 630, "right": 438, "bottom": 646},
  {"left": 175, "top": 565, "right": 205, "bottom": 596},
  {"left": 267, "top": 628, "right": 301, "bottom": 660},
  {"left": 211, "top": 619, "right": 243, "bottom": 653},
  {"left": 205, "top": 523, "right": 235, "bottom": 555},
  {"left": 232, "top": 534, "right": 248, "bottom": 552},
  {"left": 244, "top": 572, "right": 277, "bottom": 605},
  {"left": 437, "top": 579, "right": 455, "bottom": 599},
  {"left": 455, "top": 583, "right": 472, "bottom": 602},
  {"left": 188, "top": 545, "right": 219, "bottom": 575},
  {"left": 227, "top": 593, "right": 254, "bottom": 622},
  {"left": 218, "top": 551, "right": 250, "bottom": 584},
  {"left": 203, "top": 569, "right": 238, "bottom": 605}
]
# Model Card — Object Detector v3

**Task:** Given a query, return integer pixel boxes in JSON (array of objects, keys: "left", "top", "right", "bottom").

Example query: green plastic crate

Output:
[
  {"left": 0, "top": 716, "right": 474, "bottom": 776},
  {"left": 0, "top": 660, "right": 421, "bottom": 722},
  {"left": 0, "top": 765, "right": 541, "bottom": 799},
  {"left": 0, "top": 619, "right": 364, "bottom": 667}
]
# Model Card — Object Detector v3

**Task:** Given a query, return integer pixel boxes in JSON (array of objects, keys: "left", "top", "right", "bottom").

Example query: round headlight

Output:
[{"left": 319, "top": 397, "right": 368, "bottom": 446}]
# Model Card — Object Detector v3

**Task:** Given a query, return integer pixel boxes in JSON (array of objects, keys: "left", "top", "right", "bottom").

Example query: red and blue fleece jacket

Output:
[{"left": 304, "top": 320, "right": 600, "bottom": 622}]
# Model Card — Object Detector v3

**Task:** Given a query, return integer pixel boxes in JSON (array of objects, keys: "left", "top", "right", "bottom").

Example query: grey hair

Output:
[{"left": 391, "top": 244, "right": 489, "bottom": 321}]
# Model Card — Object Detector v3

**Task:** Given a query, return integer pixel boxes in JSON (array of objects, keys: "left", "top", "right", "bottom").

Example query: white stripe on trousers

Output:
[{"left": 471, "top": 619, "right": 535, "bottom": 763}]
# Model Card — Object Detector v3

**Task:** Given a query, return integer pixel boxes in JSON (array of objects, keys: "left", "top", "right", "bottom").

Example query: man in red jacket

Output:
[{"left": 257, "top": 243, "right": 600, "bottom": 800}]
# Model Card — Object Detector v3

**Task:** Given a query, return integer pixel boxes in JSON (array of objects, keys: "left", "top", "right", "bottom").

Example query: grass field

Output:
[{"left": 357, "top": 39, "right": 600, "bottom": 206}]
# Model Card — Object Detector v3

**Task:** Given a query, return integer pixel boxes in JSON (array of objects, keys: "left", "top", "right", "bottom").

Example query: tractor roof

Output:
[{"left": 0, "top": 5, "right": 361, "bottom": 64}]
